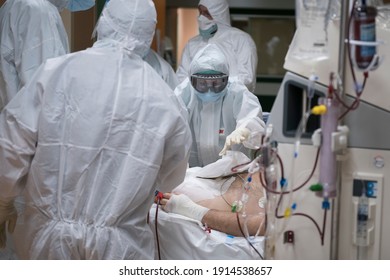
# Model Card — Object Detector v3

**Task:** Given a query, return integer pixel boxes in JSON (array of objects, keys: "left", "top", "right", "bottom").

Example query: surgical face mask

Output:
[
  {"left": 198, "top": 15, "right": 217, "bottom": 39},
  {"left": 67, "top": 0, "right": 95, "bottom": 12},
  {"left": 194, "top": 89, "right": 225, "bottom": 103},
  {"left": 191, "top": 72, "right": 228, "bottom": 93}
]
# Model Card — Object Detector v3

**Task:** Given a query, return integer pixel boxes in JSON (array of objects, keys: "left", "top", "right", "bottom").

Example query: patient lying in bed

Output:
[{"left": 149, "top": 151, "right": 265, "bottom": 260}]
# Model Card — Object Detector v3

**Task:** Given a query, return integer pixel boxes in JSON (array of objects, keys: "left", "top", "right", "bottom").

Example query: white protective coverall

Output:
[
  {"left": 176, "top": 0, "right": 258, "bottom": 93},
  {"left": 144, "top": 48, "right": 179, "bottom": 90},
  {"left": 0, "top": 0, "right": 191, "bottom": 260},
  {"left": 175, "top": 44, "right": 265, "bottom": 168},
  {"left": 0, "top": 0, "right": 71, "bottom": 111}
]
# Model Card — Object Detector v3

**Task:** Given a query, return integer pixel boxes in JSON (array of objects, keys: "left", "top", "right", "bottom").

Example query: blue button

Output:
[{"left": 366, "top": 189, "right": 374, "bottom": 197}]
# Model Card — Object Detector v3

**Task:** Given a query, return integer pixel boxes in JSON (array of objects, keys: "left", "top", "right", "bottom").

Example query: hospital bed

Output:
[
  {"left": 148, "top": 151, "right": 265, "bottom": 260},
  {"left": 149, "top": 205, "right": 264, "bottom": 260}
]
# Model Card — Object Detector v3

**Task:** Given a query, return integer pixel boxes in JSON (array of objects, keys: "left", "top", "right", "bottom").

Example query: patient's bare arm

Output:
[
  {"left": 160, "top": 192, "right": 265, "bottom": 237},
  {"left": 202, "top": 209, "right": 265, "bottom": 237}
]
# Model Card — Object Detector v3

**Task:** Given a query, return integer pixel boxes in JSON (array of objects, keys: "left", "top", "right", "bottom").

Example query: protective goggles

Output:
[{"left": 190, "top": 72, "right": 229, "bottom": 93}]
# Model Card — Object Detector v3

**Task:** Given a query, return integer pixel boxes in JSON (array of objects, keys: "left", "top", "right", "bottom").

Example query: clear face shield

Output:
[{"left": 190, "top": 71, "right": 228, "bottom": 93}]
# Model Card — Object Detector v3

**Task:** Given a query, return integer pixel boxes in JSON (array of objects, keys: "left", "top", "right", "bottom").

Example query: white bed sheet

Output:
[{"left": 149, "top": 204, "right": 264, "bottom": 260}]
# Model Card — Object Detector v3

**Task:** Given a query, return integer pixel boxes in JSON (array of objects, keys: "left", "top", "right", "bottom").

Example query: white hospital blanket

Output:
[{"left": 149, "top": 204, "right": 264, "bottom": 260}]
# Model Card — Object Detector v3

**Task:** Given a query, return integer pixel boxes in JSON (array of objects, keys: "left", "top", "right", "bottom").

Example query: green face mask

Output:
[
  {"left": 199, "top": 24, "right": 218, "bottom": 39},
  {"left": 198, "top": 15, "right": 218, "bottom": 39}
]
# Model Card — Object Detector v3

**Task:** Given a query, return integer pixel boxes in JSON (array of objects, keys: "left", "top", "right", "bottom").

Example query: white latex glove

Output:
[
  {"left": 163, "top": 194, "right": 209, "bottom": 222},
  {"left": 219, "top": 127, "right": 250, "bottom": 156},
  {"left": 0, "top": 200, "right": 17, "bottom": 249}
]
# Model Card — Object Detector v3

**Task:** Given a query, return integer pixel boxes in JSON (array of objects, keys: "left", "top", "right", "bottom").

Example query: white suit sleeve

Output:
[
  {"left": 16, "top": 4, "right": 68, "bottom": 93},
  {"left": 231, "top": 83, "right": 265, "bottom": 148},
  {"left": 176, "top": 43, "right": 192, "bottom": 84},
  {"left": 157, "top": 126, "right": 191, "bottom": 193},
  {"left": 156, "top": 95, "right": 192, "bottom": 193},
  {"left": 0, "top": 74, "right": 42, "bottom": 201},
  {"left": 232, "top": 32, "right": 258, "bottom": 93}
]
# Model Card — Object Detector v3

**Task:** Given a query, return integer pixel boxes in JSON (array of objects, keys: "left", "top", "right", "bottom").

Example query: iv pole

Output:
[{"left": 332, "top": 0, "right": 350, "bottom": 260}]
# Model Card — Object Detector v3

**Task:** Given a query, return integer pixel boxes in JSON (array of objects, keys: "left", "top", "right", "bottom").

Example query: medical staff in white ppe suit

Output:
[
  {"left": 0, "top": 0, "right": 95, "bottom": 260},
  {"left": 176, "top": 0, "right": 258, "bottom": 93},
  {"left": 104, "top": 0, "right": 178, "bottom": 90},
  {"left": 0, "top": 0, "right": 95, "bottom": 111},
  {"left": 144, "top": 48, "right": 179, "bottom": 90},
  {"left": 175, "top": 44, "right": 265, "bottom": 168},
  {"left": 0, "top": 0, "right": 191, "bottom": 260}
]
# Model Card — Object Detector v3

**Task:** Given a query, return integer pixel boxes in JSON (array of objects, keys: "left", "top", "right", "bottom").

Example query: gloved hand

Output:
[
  {"left": 163, "top": 194, "right": 209, "bottom": 222},
  {"left": 219, "top": 127, "right": 250, "bottom": 156},
  {"left": 0, "top": 200, "right": 17, "bottom": 249}
]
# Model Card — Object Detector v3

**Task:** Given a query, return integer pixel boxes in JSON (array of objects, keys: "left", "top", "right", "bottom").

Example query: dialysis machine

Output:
[{"left": 265, "top": 0, "right": 390, "bottom": 259}]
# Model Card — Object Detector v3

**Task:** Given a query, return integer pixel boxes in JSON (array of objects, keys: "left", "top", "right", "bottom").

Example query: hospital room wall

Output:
[
  {"left": 60, "top": 8, "right": 95, "bottom": 53},
  {"left": 60, "top": 0, "right": 166, "bottom": 53}
]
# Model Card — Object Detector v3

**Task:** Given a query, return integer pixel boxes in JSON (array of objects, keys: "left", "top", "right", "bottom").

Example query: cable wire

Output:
[{"left": 236, "top": 212, "right": 264, "bottom": 259}]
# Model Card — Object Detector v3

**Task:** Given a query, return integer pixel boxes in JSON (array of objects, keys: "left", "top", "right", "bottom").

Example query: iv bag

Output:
[
  {"left": 372, "top": 0, "right": 390, "bottom": 30},
  {"left": 289, "top": 0, "right": 333, "bottom": 62}
]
